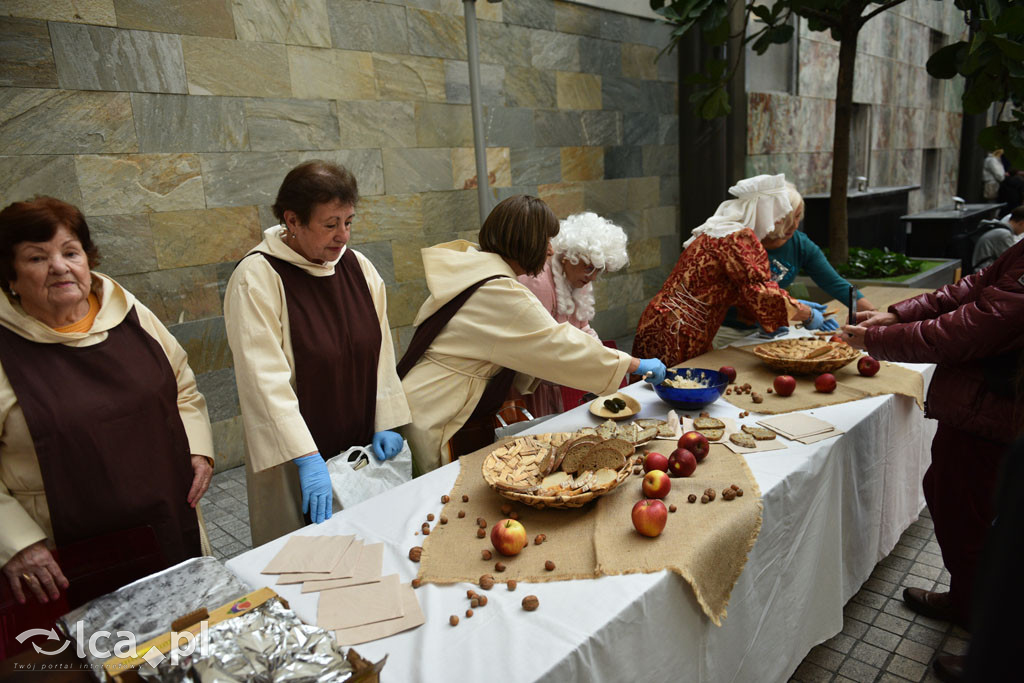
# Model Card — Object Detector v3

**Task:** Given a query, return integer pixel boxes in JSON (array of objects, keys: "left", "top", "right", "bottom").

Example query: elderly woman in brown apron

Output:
[
  {"left": 225, "top": 161, "right": 411, "bottom": 546},
  {"left": 399, "top": 195, "right": 667, "bottom": 475},
  {"left": 0, "top": 197, "right": 214, "bottom": 606}
]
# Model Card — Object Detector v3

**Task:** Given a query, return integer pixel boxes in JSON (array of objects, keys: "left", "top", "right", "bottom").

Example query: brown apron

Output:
[
  {"left": 261, "top": 250, "right": 382, "bottom": 459},
  {"left": 0, "top": 307, "right": 200, "bottom": 568},
  {"left": 397, "top": 276, "right": 515, "bottom": 458}
]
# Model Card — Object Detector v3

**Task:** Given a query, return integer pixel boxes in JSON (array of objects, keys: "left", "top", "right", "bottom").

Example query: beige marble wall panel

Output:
[
  {"left": 537, "top": 181, "right": 584, "bottom": 219},
  {"left": 479, "top": 20, "right": 532, "bottom": 67},
  {"left": 872, "top": 105, "right": 893, "bottom": 150},
  {"left": 200, "top": 151, "right": 299, "bottom": 207},
  {"left": 532, "top": 28, "right": 580, "bottom": 71},
  {"left": 132, "top": 93, "right": 248, "bottom": 153},
  {"left": 151, "top": 206, "right": 261, "bottom": 269},
  {"left": 288, "top": 45, "right": 376, "bottom": 100},
  {"left": 245, "top": 98, "right": 340, "bottom": 151},
  {"left": 87, "top": 213, "right": 157, "bottom": 276},
  {"left": 386, "top": 279, "right": 430, "bottom": 327},
  {"left": 76, "top": 153, "right": 205, "bottom": 215},
  {"left": 373, "top": 53, "right": 446, "bottom": 102},
  {"left": 407, "top": 8, "right": 466, "bottom": 60},
  {"left": 797, "top": 39, "right": 838, "bottom": 100},
  {"left": 233, "top": 0, "right": 330, "bottom": 47},
  {"left": 556, "top": 71, "right": 601, "bottom": 110},
  {"left": 0, "top": 89, "right": 137, "bottom": 155},
  {"left": 451, "top": 147, "right": 511, "bottom": 190},
  {"left": 437, "top": 0, "right": 501, "bottom": 21},
  {"left": 444, "top": 60, "right": 505, "bottom": 106},
  {"left": 561, "top": 146, "right": 603, "bottom": 181},
  {"left": 627, "top": 237, "right": 661, "bottom": 271},
  {"left": 554, "top": 1, "right": 602, "bottom": 37},
  {"left": 0, "top": 155, "right": 82, "bottom": 209},
  {"left": 583, "top": 178, "right": 628, "bottom": 216},
  {"left": 416, "top": 102, "right": 473, "bottom": 147},
  {"left": 420, "top": 189, "right": 478, "bottom": 234},
  {"left": 298, "top": 149, "right": 385, "bottom": 196},
  {"left": 328, "top": 0, "right": 407, "bottom": 53},
  {"left": 1, "top": 0, "right": 115, "bottom": 25},
  {"left": 210, "top": 415, "right": 245, "bottom": 471},
  {"left": 383, "top": 147, "right": 453, "bottom": 194},
  {"left": 391, "top": 236, "right": 431, "bottom": 282},
  {"left": 336, "top": 100, "right": 416, "bottom": 149},
  {"left": 621, "top": 43, "right": 657, "bottom": 80},
  {"left": 644, "top": 206, "right": 677, "bottom": 238},
  {"left": 0, "top": 17, "right": 57, "bottom": 88},
  {"left": 117, "top": 262, "right": 233, "bottom": 323},
  {"left": 50, "top": 22, "right": 187, "bottom": 93},
  {"left": 504, "top": 66, "right": 556, "bottom": 108},
  {"left": 351, "top": 193, "right": 424, "bottom": 243},
  {"left": 626, "top": 176, "right": 659, "bottom": 211},
  {"left": 182, "top": 36, "right": 290, "bottom": 97},
  {"left": 114, "top": 0, "right": 235, "bottom": 38}
]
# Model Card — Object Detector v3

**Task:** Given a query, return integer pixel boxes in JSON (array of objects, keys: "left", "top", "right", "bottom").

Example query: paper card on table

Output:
[
  {"left": 796, "top": 429, "right": 845, "bottom": 444},
  {"left": 333, "top": 582, "right": 424, "bottom": 646},
  {"left": 276, "top": 539, "right": 363, "bottom": 584},
  {"left": 317, "top": 574, "right": 404, "bottom": 630},
  {"left": 757, "top": 413, "right": 836, "bottom": 439},
  {"left": 301, "top": 543, "right": 384, "bottom": 593},
  {"left": 261, "top": 534, "right": 355, "bottom": 575}
]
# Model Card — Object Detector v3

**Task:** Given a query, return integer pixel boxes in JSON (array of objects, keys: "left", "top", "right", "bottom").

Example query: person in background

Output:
[
  {"left": 997, "top": 168, "right": 1024, "bottom": 210},
  {"left": 0, "top": 197, "right": 213, "bottom": 605},
  {"left": 972, "top": 206, "right": 1024, "bottom": 272},
  {"left": 712, "top": 182, "right": 873, "bottom": 348},
  {"left": 633, "top": 174, "right": 826, "bottom": 367},
  {"left": 399, "top": 195, "right": 666, "bottom": 474},
  {"left": 982, "top": 149, "right": 1006, "bottom": 200},
  {"left": 841, "top": 238, "right": 1024, "bottom": 647},
  {"left": 517, "top": 212, "right": 629, "bottom": 416},
  {"left": 224, "top": 161, "right": 410, "bottom": 546}
]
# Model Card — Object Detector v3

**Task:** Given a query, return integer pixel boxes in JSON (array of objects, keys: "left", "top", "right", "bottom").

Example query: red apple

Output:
[
  {"left": 814, "top": 373, "right": 837, "bottom": 393},
  {"left": 773, "top": 375, "right": 797, "bottom": 397},
  {"left": 828, "top": 335, "right": 844, "bottom": 344},
  {"left": 631, "top": 499, "right": 668, "bottom": 537},
  {"left": 490, "top": 519, "right": 528, "bottom": 556},
  {"left": 678, "top": 430, "right": 710, "bottom": 462},
  {"left": 643, "top": 451, "right": 669, "bottom": 473},
  {"left": 857, "top": 355, "right": 880, "bottom": 377},
  {"left": 667, "top": 448, "right": 697, "bottom": 477},
  {"left": 718, "top": 366, "right": 737, "bottom": 383},
  {"left": 641, "top": 470, "right": 671, "bottom": 499}
]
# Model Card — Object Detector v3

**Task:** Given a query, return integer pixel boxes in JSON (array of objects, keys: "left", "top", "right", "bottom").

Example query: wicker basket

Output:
[
  {"left": 481, "top": 433, "right": 637, "bottom": 509},
  {"left": 752, "top": 338, "right": 860, "bottom": 375}
]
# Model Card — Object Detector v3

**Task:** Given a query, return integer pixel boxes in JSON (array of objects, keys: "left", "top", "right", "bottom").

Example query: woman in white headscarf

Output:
[
  {"left": 633, "top": 174, "right": 812, "bottom": 366},
  {"left": 517, "top": 212, "right": 629, "bottom": 416}
]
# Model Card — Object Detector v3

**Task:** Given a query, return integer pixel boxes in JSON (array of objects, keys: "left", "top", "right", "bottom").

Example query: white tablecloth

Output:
[{"left": 227, "top": 362, "right": 935, "bottom": 683}]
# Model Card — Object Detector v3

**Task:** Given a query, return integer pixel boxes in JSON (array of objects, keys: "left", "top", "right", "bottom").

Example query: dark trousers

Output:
[{"left": 923, "top": 422, "right": 1009, "bottom": 627}]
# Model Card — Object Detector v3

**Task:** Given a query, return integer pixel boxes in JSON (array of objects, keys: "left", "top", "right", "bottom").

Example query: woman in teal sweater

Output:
[{"left": 713, "top": 184, "right": 876, "bottom": 347}]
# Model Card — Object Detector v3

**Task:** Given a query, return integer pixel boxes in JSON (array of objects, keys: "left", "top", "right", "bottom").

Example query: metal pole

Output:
[{"left": 463, "top": 0, "right": 491, "bottom": 223}]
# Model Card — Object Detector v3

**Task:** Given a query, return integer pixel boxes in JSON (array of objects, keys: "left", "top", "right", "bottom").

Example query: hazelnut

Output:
[
  {"left": 479, "top": 574, "right": 495, "bottom": 590},
  {"left": 412, "top": 578, "right": 422, "bottom": 588},
  {"left": 736, "top": 488, "right": 744, "bottom": 497},
  {"left": 522, "top": 595, "right": 540, "bottom": 611},
  {"left": 458, "top": 510, "right": 466, "bottom": 518},
  {"left": 534, "top": 534, "right": 547, "bottom": 545},
  {"left": 440, "top": 515, "right": 448, "bottom": 524},
  {"left": 466, "top": 589, "right": 477, "bottom": 599},
  {"left": 422, "top": 526, "right": 430, "bottom": 535},
  {"left": 507, "top": 580, "right": 518, "bottom": 591},
  {"left": 441, "top": 494, "right": 450, "bottom": 503},
  {"left": 669, "top": 504, "right": 677, "bottom": 512},
  {"left": 633, "top": 467, "right": 642, "bottom": 475},
  {"left": 466, "top": 609, "right": 474, "bottom": 618},
  {"left": 477, "top": 518, "right": 486, "bottom": 528},
  {"left": 544, "top": 560, "right": 555, "bottom": 571},
  {"left": 414, "top": 531, "right": 419, "bottom": 535},
  {"left": 481, "top": 549, "right": 492, "bottom": 560},
  {"left": 495, "top": 562, "right": 506, "bottom": 572},
  {"left": 501, "top": 503, "right": 512, "bottom": 515},
  {"left": 730, "top": 484, "right": 739, "bottom": 491},
  {"left": 427, "top": 513, "right": 435, "bottom": 522},
  {"left": 701, "top": 495, "right": 709, "bottom": 504},
  {"left": 688, "top": 494, "right": 697, "bottom": 504},
  {"left": 477, "top": 528, "right": 486, "bottom": 538},
  {"left": 478, "top": 595, "right": 488, "bottom": 606},
  {"left": 462, "top": 494, "right": 469, "bottom": 502},
  {"left": 767, "top": 387, "right": 773, "bottom": 393},
  {"left": 700, "top": 411, "right": 709, "bottom": 418},
  {"left": 470, "top": 597, "right": 479, "bottom": 608},
  {"left": 509, "top": 511, "right": 519, "bottom": 520},
  {"left": 449, "top": 615, "right": 459, "bottom": 626},
  {"left": 408, "top": 546, "right": 423, "bottom": 562},
  {"left": 722, "top": 489, "right": 736, "bottom": 501}
]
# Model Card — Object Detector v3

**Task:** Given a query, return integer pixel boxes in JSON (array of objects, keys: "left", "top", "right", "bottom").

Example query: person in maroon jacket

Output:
[{"left": 843, "top": 239, "right": 1024, "bottom": 674}]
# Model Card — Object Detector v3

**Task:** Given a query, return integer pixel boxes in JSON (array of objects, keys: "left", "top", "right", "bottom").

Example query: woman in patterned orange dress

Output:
[{"left": 633, "top": 174, "right": 812, "bottom": 366}]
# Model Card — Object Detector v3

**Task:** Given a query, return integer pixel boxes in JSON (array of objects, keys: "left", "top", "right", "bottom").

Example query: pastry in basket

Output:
[
  {"left": 741, "top": 424, "right": 777, "bottom": 440},
  {"left": 729, "top": 432, "right": 757, "bottom": 448}
]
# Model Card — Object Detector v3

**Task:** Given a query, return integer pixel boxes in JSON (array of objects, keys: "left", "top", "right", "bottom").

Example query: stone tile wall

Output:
[
  {"left": 746, "top": 0, "right": 965, "bottom": 213},
  {"left": 0, "top": 0, "right": 679, "bottom": 470}
]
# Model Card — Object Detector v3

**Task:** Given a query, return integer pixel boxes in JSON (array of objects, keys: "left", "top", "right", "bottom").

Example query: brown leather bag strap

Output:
[{"left": 396, "top": 275, "right": 506, "bottom": 379}]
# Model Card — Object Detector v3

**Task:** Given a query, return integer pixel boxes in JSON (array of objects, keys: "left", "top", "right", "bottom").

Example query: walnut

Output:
[
  {"left": 408, "top": 546, "right": 422, "bottom": 562},
  {"left": 751, "top": 392, "right": 764, "bottom": 404},
  {"left": 479, "top": 574, "right": 495, "bottom": 590},
  {"left": 522, "top": 595, "right": 540, "bottom": 611},
  {"left": 722, "top": 489, "right": 736, "bottom": 501}
]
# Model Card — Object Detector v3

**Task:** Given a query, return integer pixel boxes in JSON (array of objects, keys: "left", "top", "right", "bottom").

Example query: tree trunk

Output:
[{"left": 827, "top": 18, "right": 860, "bottom": 266}]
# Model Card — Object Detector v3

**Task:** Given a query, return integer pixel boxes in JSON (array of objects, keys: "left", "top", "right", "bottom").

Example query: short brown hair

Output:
[
  {"left": 272, "top": 160, "right": 359, "bottom": 225},
  {"left": 1010, "top": 206, "right": 1024, "bottom": 223},
  {"left": 478, "top": 195, "right": 559, "bottom": 275},
  {"left": 0, "top": 197, "right": 99, "bottom": 283}
]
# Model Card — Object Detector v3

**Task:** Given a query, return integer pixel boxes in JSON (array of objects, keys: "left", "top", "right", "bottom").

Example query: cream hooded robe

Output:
[
  {"left": 402, "top": 241, "right": 633, "bottom": 474},
  {"left": 224, "top": 226, "right": 411, "bottom": 546},
  {"left": 0, "top": 274, "right": 214, "bottom": 565}
]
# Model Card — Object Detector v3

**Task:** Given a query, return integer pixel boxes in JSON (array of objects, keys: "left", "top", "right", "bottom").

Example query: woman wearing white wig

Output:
[
  {"left": 633, "top": 174, "right": 816, "bottom": 366},
  {"left": 518, "top": 212, "right": 629, "bottom": 415}
]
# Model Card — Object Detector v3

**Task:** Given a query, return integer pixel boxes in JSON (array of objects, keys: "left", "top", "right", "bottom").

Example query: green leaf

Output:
[
  {"left": 991, "top": 35, "right": 1024, "bottom": 61},
  {"left": 769, "top": 23, "right": 795, "bottom": 44},
  {"left": 700, "top": 86, "right": 731, "bottom": 119},
  {"left": 705, "top": 15, "right": 730, "bottom": 45},
  {"left": 707, "top": 57, "right": 727, "bottom": 80},
  {"left": 926, "top": 42, "right": 965, "bottom": 79}
]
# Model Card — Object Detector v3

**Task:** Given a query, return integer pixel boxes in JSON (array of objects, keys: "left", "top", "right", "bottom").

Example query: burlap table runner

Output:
[
  {"left": 678, "top": 347, "right": 924, "bottom": 414},
  {"left": 418, "top": 441, "right": 762, "bottom": 625}
]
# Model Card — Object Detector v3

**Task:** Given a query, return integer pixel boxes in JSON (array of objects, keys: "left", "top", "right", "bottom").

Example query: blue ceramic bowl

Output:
[{"left": 652, "top": 368, "right": 729, "bottom": 410}]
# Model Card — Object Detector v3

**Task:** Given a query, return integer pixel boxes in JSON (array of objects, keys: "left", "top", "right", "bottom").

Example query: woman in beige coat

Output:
[
  {"left": 399, "top": 195, "right": 667, "bottom": 474},
  {"left": 225, "top": 161, "right": 410, "bottom": 546}
]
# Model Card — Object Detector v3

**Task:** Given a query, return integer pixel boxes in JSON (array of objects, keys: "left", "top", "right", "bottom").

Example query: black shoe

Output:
[
  {"left": 903, "top": 587, "right": 954, "bottom": 622},
  {"left": 933, "top": 654, "right": 965, "bottom": 683}
]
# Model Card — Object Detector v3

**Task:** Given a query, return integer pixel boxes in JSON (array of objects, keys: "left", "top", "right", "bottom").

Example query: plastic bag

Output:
[{"left": 326, "top": 440, "right": 412, "bottom": 511}]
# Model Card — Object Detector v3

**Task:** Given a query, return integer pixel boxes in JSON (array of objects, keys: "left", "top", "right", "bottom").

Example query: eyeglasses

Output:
[{"left": 583, "top": 264, "right": 604, "bottom": 278}]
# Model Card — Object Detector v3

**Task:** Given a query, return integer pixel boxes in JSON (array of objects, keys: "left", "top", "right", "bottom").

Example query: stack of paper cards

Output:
[{"left": 757, "top": 413, "right": 843, "bottom": 444}]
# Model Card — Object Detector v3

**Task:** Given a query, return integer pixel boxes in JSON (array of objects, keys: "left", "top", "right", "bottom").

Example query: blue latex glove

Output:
[
  {"left": 635, "top": 358, "right": 667, "bottom": 385},
  {"left": 819, "top": 317, "right": 840, "bottom": 332},
  {"left": 757, "top": 325, "right": 789, "bottom": 339},
  {"left": 294, "top": 453, "right": 332, "bottom": 523},
  {"left": 798, "top": 299, "right": 829, "bottom": 312},
  {"left": 372, "top": 430, "right": 404, "bottom": 462},
  {"left": 796, "top": 300, "right": 835, "bottom": 331}
]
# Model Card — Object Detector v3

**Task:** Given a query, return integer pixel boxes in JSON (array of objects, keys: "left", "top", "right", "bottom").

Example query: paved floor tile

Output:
[
  {"left": 851, "top": 640, "right": 890, "bottom": 668},
  {"left": 791, "top": 661, "right": 831, "bottom": 683},
  {"left": 823, "top": 632, "right": 856, "bottom": 654},
  {"left": 896, "top": 637, "right": 937, "bottom": 664},
  {"left": 839, "top": 657, "right": 880, "bottom": 683},
  {"left": 887, "top": 654, "right": 928, "bottom": 680},
  {"left": 863, "top": 625, "right": 902, "bottom": 651},
  {"left": 807, "top": 644, "right": 844, "bottom": 670},
  {"left": 874, "top": 612, "right": 912, "bottom": 636}
]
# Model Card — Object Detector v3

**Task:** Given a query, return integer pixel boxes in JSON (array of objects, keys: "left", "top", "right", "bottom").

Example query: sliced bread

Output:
[
  {"left": 741, "top": 424, "right": 777, "bottom": 440},
  {"left": 577, "top": 445, "right": 626, "bottom": 472},
  {"left": 729, "top": 432, "right": 757, "bottom": 448}
]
